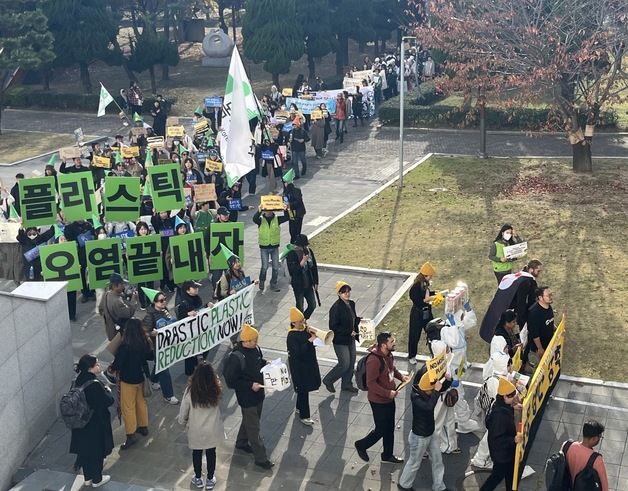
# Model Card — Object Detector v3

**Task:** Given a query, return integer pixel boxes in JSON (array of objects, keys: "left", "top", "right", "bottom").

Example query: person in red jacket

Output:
[
  {"left": 334, "top": 94, "right": 346, "bottom": 143},
  {"left": 354, "top": 332, "right": 408, "bottom": 464}
]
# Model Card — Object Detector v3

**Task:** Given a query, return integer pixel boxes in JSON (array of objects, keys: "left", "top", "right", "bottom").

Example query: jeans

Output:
[
  {"left": 355, "top": 401, "right": 396, "bottom": 458},
  {"left": 246, "top": 167, "right": 257, "bottom": 194},
  {"left": 335, "top": 120, "right": 345, "bottom": 142},
  {"left": 192, "top": 448, "right": 216, "bottom": 479},
  {"left": 150, "top": 364, "right": 174, "bottom": 398},
  {"left": 291, "top": 150, "right": 307, "bottom": 177},
  {"left": 259, "top": 247, "right": 279, "bottom": 287},
  {"left": 236, "top": 402, "right": 268, "bottom": 463},
  {"left": 480, "top": 460, "right": 514, "bottom": 491},
  {"left": 398, "top": 431, "right": 446, "bottom": 490},
  {"left": 323, "top": 342, "right": 356, "bottom": 389},
  {"left": 296, "top": 391, "right": 310, "bottom": 419},
  {"left": 294, "top": 287, "right": 317, "bottom": 319}
]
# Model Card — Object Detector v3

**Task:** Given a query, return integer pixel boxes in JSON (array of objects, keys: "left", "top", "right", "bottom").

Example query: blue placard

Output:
[
  {"left": 113, "top": 229, "right": 135, "bottom": 250},
  {"left": 23, "top": 246, "right": 40, "bottom": 262},
  {"left": 228, "top": 198, "right": 242, "bottom": 211},
  {"left": 282, "top": 122, "right": 293, "bottom": 133},
  {"left": 77, "top": 231, "right": 94, "bottom": 247},
  {"left": 161, "top": 228, "right": 174, "bottom": 237},
  {"left": 204, "top": 96, "right": 223, "bottom": 108},
  {"left": 230, "top": 276, "right": 252, "bottom": 293},
  {"left": 261, "top": 150, "right": 274, "bottom": 160},
  {"left": 197, "top": 152, "right": 206, "bottom": 164}
]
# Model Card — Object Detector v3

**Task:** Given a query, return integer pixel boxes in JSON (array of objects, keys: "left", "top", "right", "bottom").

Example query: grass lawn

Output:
[
  {"left": 311, "top": 155, "right": 628, "bottom": 381},
  {"left": 0, "top": 131, "right": 78, "bottom": 164}
]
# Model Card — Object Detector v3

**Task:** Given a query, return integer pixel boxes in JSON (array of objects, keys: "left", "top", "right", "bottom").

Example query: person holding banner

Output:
[
  {"left": 283, "top": 178, "right": 306, "bottom": 243},
  {"left": 480, "top": 378, "right": 521, "bottom": 491},
  {"left": 253, "top": 205, "right": 289, "bottom": 293},
  {"left": 286, "top": 307, "right": 321, "bottom": 426},
  {"left": 17, "top": 226, "right": 55, "bottom": 281},
  {"left": 176, "top": 280, "right": 211, "bottom": 376},
  {"left": 64, "top": 219, "right": 96, "bottom": 303},
  {"left": 524, "top": 286, "right": 555, "bottom": 365},
  {"left": 151, "top": 211, "right": 176, "bottom": 293},
  {"left": 488, "top": 224, "right": 523, "bottom": 284}
]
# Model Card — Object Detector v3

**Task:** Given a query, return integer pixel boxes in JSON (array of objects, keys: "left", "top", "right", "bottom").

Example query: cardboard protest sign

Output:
[
  {"left": 57, "top": 173, "right": 97, "bottom": 222},
  {"left": 0, "top": 222, "right": 20, "bottom": 243},
  {"left": 120, "top": 146, "right": 140, "bottom": 158},
  {"left": 85, "top": 238, "right": 123, "bottom": 289},
  {"left": 426, "top": 351, "right": 447, "bottom": 383},
  {"left": 504, "top": 241, "right": 528, "bottom": 259},
  {"left": 131, "top": 127, "right": 147, "bottom": 137},
  {"left": 155, "top": 284, "right": 255, "bottom": 373},
  {"left": 104, "top": 177, "right": 141, "bottom": 222},
  {"left": 59, "top": 146, "right": 81, "bottom": 160},
  {"left": 167, "top": 125, "right": 185, "bottom": 138},
  {"left": 261, "top": 359, "right": 291, "bottom": 393},
  {"left": 205, "top": 160, "right": 223, "bottom": 173},
  {"left": 169, "top": 231, "right": 207, "bottom": 283},
  {"left": 40, "top": 241, "right": 82, "bottom": 291},
  {"left": 194, "top": 120, "right": 209, "bottom": 134},
  {"left": 147, "top": 136, "right": 165, "bottom": 149},
  {"left": 166, "top": 117, "right": 179, "bottom": 127},
  {"left": 147, "top": 164, "right": 185, "bottom": 212},
  {"left": 126, "top": 234, "right": 163, "bottom": 283},
  {"left": 193, "top": 183, "right": 217, "bottom": 202},
  {"left": 18, "top": 176, "right": 57, "bottom": 228},
  {"left": 92, "top": 155, "right": 111, "bottom": 168},
  {"left": 209, "top": 222, "right": 244, "bottom": 270},
  {"left": 260, "top": 195, "right": 285, "bottom": 211},
  {"left": 282, "top": 88, "right": 293, "bottom": 97}
]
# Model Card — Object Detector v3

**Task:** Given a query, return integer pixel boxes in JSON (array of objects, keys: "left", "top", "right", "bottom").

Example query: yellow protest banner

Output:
[
  {"left": 282, "top": 88, "right": 293, "bottom": 97},
  {"left": 205, "top": 160, "right": 223, "bottom": 173},
  {"left": 512, "top": 316, "right": 566, "bottom": 490},
  {"left": 121, "top": 146, "right": 140, "bottom": 158},
  {"left": 260, "top": 195, "right": 285, "bottom": 211},
  {"left": 311, "top": 109, "right": 323, "bottom": 121},
  {"left": 194, "top": 120, "right": 209, "bottom": 134},
  {"left": 167, "top": 125, "right": 185, "bottom": 138},
  {"left": 193, "top": 183, "right": 217, "bottom": 202},
  {"left": 92, "top": 155, "right": 111, "bottom": 168},
  {"left": 512, "top": 346, "right": 523, "bottom": 372},
  {"left": 426, "top": 351, "right": 447, "bottom": 383}
]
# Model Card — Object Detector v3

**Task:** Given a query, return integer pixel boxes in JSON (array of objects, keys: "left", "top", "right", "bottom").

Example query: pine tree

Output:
[
  {"left": 128, "top": 28, "right": 180, "bottom": 95},
  {"left": 296, "top": 0, "right": 336, "bottom": 80},
  {"left": 44, "top": 0, "right": 122, "bottom": 94},
  {"left": 242, "top": 0, "right": 304, "bottom": 86},
  {"left": 330, "top": 0, "right": 376, "bottom": 76}
]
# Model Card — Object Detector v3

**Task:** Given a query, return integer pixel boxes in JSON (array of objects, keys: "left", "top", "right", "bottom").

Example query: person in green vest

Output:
[
  {"left": 488, "top": 224, "right": 522, "bottom": 284},
  {"left": 253, "top": 204, "right": 289, "bottom": 293}
]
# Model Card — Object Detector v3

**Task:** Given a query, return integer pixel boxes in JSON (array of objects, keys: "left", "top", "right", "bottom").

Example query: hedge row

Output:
[
  {"left": 3, "top": 87, "right": 176, "bottom": 114},
  {"left": 379, "top": 95, "right": 618, "bottom": 130}
]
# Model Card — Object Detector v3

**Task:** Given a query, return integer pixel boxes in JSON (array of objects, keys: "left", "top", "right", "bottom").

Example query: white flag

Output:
[
  {"left": 219, "top": 48, "right": 259, "bottom": 184},
  {"left": 97, "top": 83, "right": 114, "bottom": 117}
]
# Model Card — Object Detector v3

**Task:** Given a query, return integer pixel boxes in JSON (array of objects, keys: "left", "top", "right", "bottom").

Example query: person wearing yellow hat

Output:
[
  {"left": 408, "top": 262, "right": 440, "bottom": 364},
  {"left": 322, "top": 281, "right": 361, "bottom": 394},
  {"left": 286, "top": 307, "right": 321, "bottom": 426},
  {"left": 223, "top": 324, "right": 274, "bottom": 470},
  {"left": 480, "top": 378, "right": 521, "bottom": 491}
]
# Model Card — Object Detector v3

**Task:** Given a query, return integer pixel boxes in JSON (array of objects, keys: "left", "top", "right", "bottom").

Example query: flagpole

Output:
[{"left": 100, "top": 81, "right": 130, "bottom": 124}]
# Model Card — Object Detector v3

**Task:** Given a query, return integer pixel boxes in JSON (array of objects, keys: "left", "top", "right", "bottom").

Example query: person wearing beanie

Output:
[
  {"left": 223, "top": 324, "right": 274, "bottom": 470},
  {"left": 322, "top": 281, "right": 361, "bottom": 394},
  {"left": 286, "top": 234, "right": 319, "bottom": 319},
  {"left": 480, "top": 378, "right": 521, "bottom": 491},
  {"left": 407, "top": 262, "right": 440, "bottom": 364},
  {"left": 286, "top": 307, "right": 321, "bottom": 426}
]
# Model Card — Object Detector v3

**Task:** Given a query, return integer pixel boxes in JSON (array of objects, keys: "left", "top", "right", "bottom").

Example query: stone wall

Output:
[{"left": 0, "top": 282, "right": 72, "bottom": 490}]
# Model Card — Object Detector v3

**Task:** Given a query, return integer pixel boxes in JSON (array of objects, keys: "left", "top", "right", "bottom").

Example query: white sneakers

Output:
[
  {"left": 91, "top": 475, "right": 111, "bottom": 488},
  {"left": 191, "top": 476, "right": 216, "bottom": 490},
  {"left": 164, "top": 396, "right": 179, "bottom": 405},
  {"left": 300, "top": 418, "right": 315, "bottom": 426},
  {"left": 205, "top": 477, "right": 217, "bottom": 489},
  {"left": 408, "top": 358, "right": 418, "bottom": 365}
]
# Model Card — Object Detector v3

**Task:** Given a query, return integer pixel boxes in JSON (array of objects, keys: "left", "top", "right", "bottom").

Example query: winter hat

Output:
[
  {"left": 289, "top": 307, "right": 305, "bottom": 323},
  {"left": 497, "top": 377, "right": 517, "bottom": 397},
  {"left": 335, "top": 280, "right": 350, "bottom": 294},
  {"left": 419, "top": 262, "right": 435, "bottom": 276},
  {"left": 418, "top": 372, "right": 434, "bottom": 392},
  {"left": 294, "top": 234, "right": 309, "bottom": 247},
  {"left": 141, "top": 287, "right": 161, "bottom": 303},
  {"left": 431, "top": 340, "right": 447, "bottom": 357},
  {"left": 240, "top": 324, "right": 259, "bottom": 342}
]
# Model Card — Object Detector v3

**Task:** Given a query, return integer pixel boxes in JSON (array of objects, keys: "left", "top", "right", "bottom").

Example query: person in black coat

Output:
[
  {"left": 408, "top": 262, "right": 439, "bottom": 363},
  {"left": 69, "top": 354, "right": 114, "bottom": 487},
  {"left": 176, "top": 280, "right": 211, "bottom": 375},
  {"left": 151, "top": 211, "right": 176, "bottom": 292},
  {"left": 283, "top": 182, "right": 306, "bottom": 243},
  {"left": 150, "top": 100, "right": 167, "bottom": 137},
  {"left": 286, "top": 234, "right": 319, "bottom": 320},
  {"left": 64, "top": 220, "right": 96, "bottom": 302},
  {"left": 287, "top": 307, "right": 321, "bottom": 425},
  {"left": 322, "top": 281, "right": 361, "bottom": 394},
  {"left": 480, "top": 378, "right": 521, "bottom": 491},
  {"left": 17, "top": 226, "right": 55, "bottom": 280}
]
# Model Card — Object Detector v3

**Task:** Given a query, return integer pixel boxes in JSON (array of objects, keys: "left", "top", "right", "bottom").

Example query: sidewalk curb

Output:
[{"left": 0, "top": 136, "right": 108, "bottom": 167}]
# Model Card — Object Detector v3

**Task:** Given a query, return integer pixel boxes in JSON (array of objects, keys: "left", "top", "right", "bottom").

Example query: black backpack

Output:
[
  {"left": 224, "top": 350, "right": 246, "bottom": 389},
  {"left": 356, "top": 352, "right": 385, "bottom": 391},
  {"left": 572, "top": 452, "right": 602, "bottom": 491},
  {"left": 59, "top": 379, "right": 98, "bottom": 429},
  {"left": 545, "top": 440, "right": 573, "bottom": 491}
]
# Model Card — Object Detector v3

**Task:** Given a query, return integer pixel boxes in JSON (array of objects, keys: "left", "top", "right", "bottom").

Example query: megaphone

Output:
[{"left": 308, "top": 326, "right": 334, "bottom": 345}]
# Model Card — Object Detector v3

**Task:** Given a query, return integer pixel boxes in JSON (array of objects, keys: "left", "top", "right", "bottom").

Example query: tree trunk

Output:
[
  {"left": 307, "top": 51, "right": 316, "bottom": 80},
  {"left": 572, "top": 140, "right": 593, "bottom": 172},
  {"left": 42, "top": 68, "right": 51, "bottom": 91},
  {"left": 79, "top": 62, "right": 93, "bottom": 94},
  {"left": 149, "top": 66, "right": 157, "bottom": 94},
  {"left": 336, "top": 34, "right": 348, "bottom": 76},
  {"left": 218, "top": 0, "right": 228, "bottom": 33},
  {"left": 272, "top": 73, "right": 279, "bottom": 87},
  {"left": 359, "top": 41, "right": 366, "bottom": 53},
  {"left": 0, "top": 89, "right": 4, "bottom": 136},
  {"left": 162, "top": 0, "right": 170, "bottom": 81},
  {"left": 381, "top": 38, "right": 386, "bottom": 52}
]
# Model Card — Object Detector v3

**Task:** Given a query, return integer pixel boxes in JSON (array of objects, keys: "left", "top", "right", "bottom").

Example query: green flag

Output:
[
  {"left": 282, "top": 169, "right": 295, "bottom": 184},
  {"left": 144, "top": 150, "right": 153, "bottom": 167},
  {"left": 141, "top": 286, "right": 161, "bottom": 303},
  {"left": 115, "top": 151, "right": 124, "bottom": 164},
  {"left": 142, "top": 179, "right": 153, "bottom": 197},
  {"left": 53, "top": 224, "right": 64, "bottom": 239},
  {"left": 133, "top": 112, "right": 143, "bottom": 123},
  {"left": 9, "top": 203, "right": 20, "bottom": 221},
  {"left": 179, "top": 143, "right": 187, "bottom": 155},
  {"left": 226, "top": 170, "right": 239, "bottom": 188},
  {"left": 219, "top": 243, "right": 237, "bottom": 264}
]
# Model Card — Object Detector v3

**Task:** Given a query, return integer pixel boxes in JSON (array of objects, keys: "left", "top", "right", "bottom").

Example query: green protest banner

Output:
[
  {"left": 169, "top": 231, "right": 207, "bottom": 283},
  {"left": 126, "top": 234, "right": 163, "bottom": 283},
  {"left": 85, "top": 238, "right": 123, "bottom": 289},
  {"left": 104, "top": 176, "right": 141, "bottom": 222},
  {"left": 209, "top": 222, "right": 245, "bottom": 270},
  {"left": 58, "top": 173, "right": 98, "bottom": 222},
  {"left": 147, "top": 163, "right": 185, "bottom": 212},
  {"left": 155, "top": 284, "right": 255, "bottom": 372},
  {"left": 40, "top": 241, "right": 82, "bottom": 291},
  {"left": 18, "top": 176, "right": 57, "bottom": 228}
]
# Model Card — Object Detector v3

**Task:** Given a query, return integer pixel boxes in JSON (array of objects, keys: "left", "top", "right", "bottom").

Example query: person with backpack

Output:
[
  {"left": 222, "top": 324, "right": 274, "bottom": 470},
  {"left": 177, "top": 362, "right": 225, "bottom": 490},
  {"left": 322, "top": 281, "right": 362, "bottom": 394},
  {"left": 286, "top": 307, "right": 321, "bottom": 426},
  {"left": 397, "top": 364, "right": 452, "bottom": 491},
  {"left": 110, "top": 319, "right": 154, "bottom": 451},
  {"left": 354, "top": 332, "right": 407, "bottom": 464},
  {"left": 563, "top": 420, "right": 608, "bottom": 491},
  {"left": 68, "top": 355, "right": 114, "bottom": 488},
  {"left": 480, "top": 378, "right": 521, "bottom": 491}
]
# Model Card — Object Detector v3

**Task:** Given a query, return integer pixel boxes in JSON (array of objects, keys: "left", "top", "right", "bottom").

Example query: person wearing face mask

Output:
[
  {"left": 98, "top": 273, "right": 138, "bottom": 341},
  {"left": 17, "top": 225, "right": 55, "bottom": 281},
  {"left": 488, "top": 224, "right": 522, "bottom": 284}
]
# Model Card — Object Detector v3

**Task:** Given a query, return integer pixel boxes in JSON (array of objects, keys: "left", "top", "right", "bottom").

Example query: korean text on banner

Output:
[
  {"left": 18, "top": 176, "right": 57, "bottom": 228},
  {"left": 104, "top": 177, "right": 141, "bottom": 222},
  {"left": 126, "top": 235, "right": 163, "bottom": 283},
  {"left": 155, "top": 284, "right": 255, "bottom": 372},
  {"left": 147, "top": 164, "right": 185, "bottom": 212},
  {"left": 40, "top": 241, "right": 83, "bottom": 291},
  {"left": 85, "top": 238, "right": 123, "bottom": 289},
  {"left": 209, "top": 222, "right": 244, "bottom": 270},
  {"left": 58, "top": 173, "right": 98, "bottom": 222},
  {"left": 169, "top": 231, "right": 207, "bottom": 283},
  {"left": 512, "top": 316, "right": 566, "bottom": 490}
]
